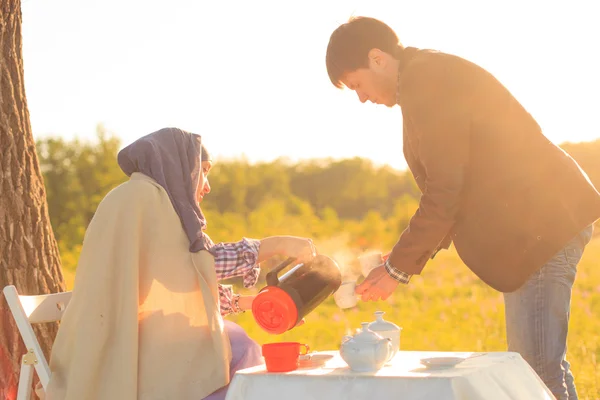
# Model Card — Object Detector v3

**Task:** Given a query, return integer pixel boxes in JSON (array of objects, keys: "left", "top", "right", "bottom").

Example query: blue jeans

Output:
[{"left": 504, "top": 225, "right": 593, "bottom": 400}]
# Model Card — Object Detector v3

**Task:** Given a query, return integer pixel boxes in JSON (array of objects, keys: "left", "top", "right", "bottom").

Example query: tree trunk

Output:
[{"left": 0, "top": 1, "right": 66, "bottom": 398}]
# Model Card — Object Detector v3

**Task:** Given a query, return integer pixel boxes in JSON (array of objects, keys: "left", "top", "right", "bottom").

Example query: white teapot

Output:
[
  {"left": 367, "top": 311, "right": 402, "bottom": 362},
  {"left": 340, "top": 322, "right": 392, "bottom": 372}
]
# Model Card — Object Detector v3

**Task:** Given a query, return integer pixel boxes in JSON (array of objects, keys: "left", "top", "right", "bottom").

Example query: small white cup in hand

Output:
[
  {"left": 358, "top": 252, "right": 383, "bottom": 277},
  {"left": 334, "top": 281, "right": 358, "bottom": 309}
]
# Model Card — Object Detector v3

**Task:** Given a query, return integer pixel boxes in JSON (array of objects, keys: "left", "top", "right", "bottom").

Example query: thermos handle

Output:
[{"left": 266, "top": 257, "right": 296, "bottom": 286}]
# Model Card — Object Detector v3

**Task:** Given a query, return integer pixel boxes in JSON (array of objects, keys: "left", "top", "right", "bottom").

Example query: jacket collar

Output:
[{"left": 396, "top": 46, "right": 419, "bottom": 105}]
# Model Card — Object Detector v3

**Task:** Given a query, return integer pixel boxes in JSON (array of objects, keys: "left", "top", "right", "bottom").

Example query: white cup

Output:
[
  {"left": 358, "top": 252, "right": 383, "bottom": 277},
  {"left": 334, "top": 281, "right": 359, "bottom": 309}
]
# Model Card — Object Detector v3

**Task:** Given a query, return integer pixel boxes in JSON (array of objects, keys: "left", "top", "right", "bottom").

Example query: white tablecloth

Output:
[{"left": 225, "top": 351, "right": 553, "bottom": 400}]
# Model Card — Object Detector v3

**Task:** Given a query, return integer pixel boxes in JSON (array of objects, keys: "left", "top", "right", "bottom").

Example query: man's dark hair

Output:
[{"left": 326, "top": 17, "right": 404, "bottom": 88}]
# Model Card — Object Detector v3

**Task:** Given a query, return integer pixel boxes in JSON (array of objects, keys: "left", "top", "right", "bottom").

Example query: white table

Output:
[{"left": 225, "top": 351, "right": 553, "bottom": 400}]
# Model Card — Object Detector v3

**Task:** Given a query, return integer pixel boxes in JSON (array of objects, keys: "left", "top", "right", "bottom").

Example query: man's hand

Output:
[{"left": 355, "top": 265, "right": 400, "bottom": 302}]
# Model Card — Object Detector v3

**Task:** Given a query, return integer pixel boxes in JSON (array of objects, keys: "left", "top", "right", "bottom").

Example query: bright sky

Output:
[{"left": 22, "top": 0, "right": 600, "bottom": 171}]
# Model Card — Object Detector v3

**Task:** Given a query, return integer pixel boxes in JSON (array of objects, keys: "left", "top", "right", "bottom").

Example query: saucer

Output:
[
  {"left": 419, "top": 357, "right": 466, "bottom": 368},
  {"left": 298, "top": 353, "right": 334, "bottom": 368}
]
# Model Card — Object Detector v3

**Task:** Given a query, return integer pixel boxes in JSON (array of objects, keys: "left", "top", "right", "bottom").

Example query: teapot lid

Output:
[
  {"left": 368, "top": 311, "right": 402, "bottom": 332},
  {"left": 352, "top": 322, "right": 385, "bottom": 343},
  {"left": 251, "top": 286, "right": 298, "bottom": 335}
]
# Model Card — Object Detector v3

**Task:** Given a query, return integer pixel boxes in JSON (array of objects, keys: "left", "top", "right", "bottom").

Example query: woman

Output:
[{"left": 45, "top": 128, "right": 316, "bottom": 400}]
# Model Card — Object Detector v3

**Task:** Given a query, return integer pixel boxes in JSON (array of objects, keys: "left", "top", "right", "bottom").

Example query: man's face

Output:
[
  {"left": 340, "top": 49, "right": 398, "bottom": 107},
  {"left": 196, "top": 160, "right": 212, "bottom": 203}
]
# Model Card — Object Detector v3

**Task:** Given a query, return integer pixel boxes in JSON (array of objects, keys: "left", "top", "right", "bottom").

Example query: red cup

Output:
[{"left": 262, "top": 342, "right": 310, "bottom": 372}]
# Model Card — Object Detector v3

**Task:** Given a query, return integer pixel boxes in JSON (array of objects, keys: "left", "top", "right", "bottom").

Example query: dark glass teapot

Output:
[{"left": 252, "top": 255, "right": 342, "bottom": 334}]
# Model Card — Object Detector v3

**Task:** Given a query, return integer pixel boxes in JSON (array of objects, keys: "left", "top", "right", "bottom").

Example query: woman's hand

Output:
[
  {"left": 279, "top": 236, "right": 317, "bottom": 264},
  {"left": 258, "top": 236, "right": 317, "bottom": 264},
  {"left": 237, "top": 295, "right": 256, "bottom": 312}
]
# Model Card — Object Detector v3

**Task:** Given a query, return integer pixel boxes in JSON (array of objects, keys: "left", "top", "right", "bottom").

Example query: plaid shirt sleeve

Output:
[
  {"left": 206, "top": 236, "right": 261, "bottom": 316},
  {"left": 384, "top": 258, "right": 412, "bottom": 284},
  {"left": 218, "top": 284, "right": 234, "bottom": 316}
]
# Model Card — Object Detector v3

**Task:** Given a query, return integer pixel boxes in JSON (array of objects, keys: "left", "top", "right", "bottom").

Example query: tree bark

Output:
[{"left": 1, "top": 1, "right": 66, "bottom": 398}]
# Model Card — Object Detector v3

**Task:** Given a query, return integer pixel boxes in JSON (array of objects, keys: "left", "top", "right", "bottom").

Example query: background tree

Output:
[{"left": 0, "top": 1, "right": 65, "bottom": 397}]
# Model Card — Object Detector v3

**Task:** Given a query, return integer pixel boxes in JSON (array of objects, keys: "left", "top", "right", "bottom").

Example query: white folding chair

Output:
[{"left": 3, "top": 285, "right": 72, "bottom": 400}]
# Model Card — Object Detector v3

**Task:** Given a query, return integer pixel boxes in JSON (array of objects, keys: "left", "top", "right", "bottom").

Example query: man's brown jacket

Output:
[{"left": 390, "top": 47, "right": 600, "bottom": 292}]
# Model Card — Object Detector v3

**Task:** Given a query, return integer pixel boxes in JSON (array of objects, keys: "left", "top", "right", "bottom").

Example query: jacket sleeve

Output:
[
  {"left": 388, "top": 55, "right": 471, "bottom": 275},
  {"left": 402, "top": 122, "right": 453, "bottom": 257}
]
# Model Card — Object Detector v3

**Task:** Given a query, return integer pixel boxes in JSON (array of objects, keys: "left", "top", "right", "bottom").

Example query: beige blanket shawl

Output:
[{"left": 46, "top": 173, "right": 231, "bottom": 400}]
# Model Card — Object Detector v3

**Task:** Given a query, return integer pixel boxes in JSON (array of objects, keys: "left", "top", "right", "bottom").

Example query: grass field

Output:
[{"left": 62, "top": 237, "right": 600, "bottom": 398}]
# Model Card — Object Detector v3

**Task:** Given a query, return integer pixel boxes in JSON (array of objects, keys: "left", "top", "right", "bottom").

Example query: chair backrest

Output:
[{"left": 3, "top": 285, "right": 72, "bottom": 389}]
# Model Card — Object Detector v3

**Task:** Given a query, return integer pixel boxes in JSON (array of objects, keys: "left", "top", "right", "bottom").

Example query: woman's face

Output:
[{"left": 196, "top": 160, "right": 212, "bottom": 203}]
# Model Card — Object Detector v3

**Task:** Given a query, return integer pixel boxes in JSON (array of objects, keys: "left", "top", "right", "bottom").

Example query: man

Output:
[{"left": 326, "top": 16, "right": 600, "bottom": 399}]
